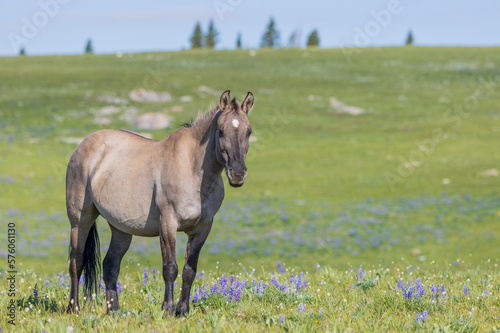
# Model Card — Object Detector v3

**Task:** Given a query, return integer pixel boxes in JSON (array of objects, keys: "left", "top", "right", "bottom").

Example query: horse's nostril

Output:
[
  {"left": 229, "top": 167, "right": 233, "bottom": 173},
  {"left": 244, "top": 168, "right": 248, "bottom": 172}
]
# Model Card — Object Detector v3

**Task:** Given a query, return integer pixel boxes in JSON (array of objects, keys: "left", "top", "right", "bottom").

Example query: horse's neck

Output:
[{"left": 188, "top": 113, "right": 224, "bottom": 191}]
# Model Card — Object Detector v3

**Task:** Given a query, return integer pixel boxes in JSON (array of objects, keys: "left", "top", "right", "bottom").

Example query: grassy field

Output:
[{"left": 0, "top": 47, "right": 500, "bottom": 331}]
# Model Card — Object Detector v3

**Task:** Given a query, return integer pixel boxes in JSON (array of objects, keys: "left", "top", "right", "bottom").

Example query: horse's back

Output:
[{"left": 67, "top": 129, "right": 162, "bottom": 236}]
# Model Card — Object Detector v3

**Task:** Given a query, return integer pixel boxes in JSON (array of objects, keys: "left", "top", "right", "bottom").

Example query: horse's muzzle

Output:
[{"left": 227, "top": 167, "right": 247, "bottom": 187}]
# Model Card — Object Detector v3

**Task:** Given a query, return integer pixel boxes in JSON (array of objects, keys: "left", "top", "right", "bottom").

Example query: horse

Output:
[{"left": 65, "top": 90, "right": 254, "bottom": 316}]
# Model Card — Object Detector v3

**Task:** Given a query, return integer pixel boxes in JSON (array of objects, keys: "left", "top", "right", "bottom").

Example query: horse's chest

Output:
[{"left": 176, "top": 194, "right": 223, "bottom": 232}]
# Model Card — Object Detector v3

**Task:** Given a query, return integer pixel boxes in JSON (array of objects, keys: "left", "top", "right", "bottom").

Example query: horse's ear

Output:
[
  {"left": 241, "top": 92, "right": 254, "bottom": 114},
  {"left": 219, "top": 90, "right": 231, "bottom": 111}
]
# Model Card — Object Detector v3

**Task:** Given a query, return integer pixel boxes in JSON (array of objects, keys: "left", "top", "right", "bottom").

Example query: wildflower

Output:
[
  {"left": 44, "top": 280, "right": 49, "bottom": 287},
  {"left": 210, "top": 281, "right": 218, "bottom": 295},
  {"left": 397, "top": 279, "right": 404, "bottom": 291},
  {"left": 33, "top": 284, "right": 38, "bottom": 298},
  {"left": 79, "top": 275, "right": 85, "bottom": 285},
  {"left": 234, "top": 283, "right": 243, "bottom": 302},
  {"left": 277, "top": 262, "right": 285, "bottom": 274},
  {"left": 416, "top": 310, "right": 428, "bottom": 323},
  {"left": 117, "top": 281, "right": 122, "bottom": 294},
  {"left": 298, "top": 303, "right": 306, "bottom": 313},
  {"left": 319, "top": 307, "right": 323, "bottom": 317},
  {"left": 143, "top": 268, "right": 149, "bottom": 286},
  {"left": 416, "top": 278, "right": 425, "bottom": 298},
  {"left": 463, "top": 283, "right": 468, "bottom": 295},
  {"left": 485, "top": 286, "right": 489, "bottom": 296},
  {"left": 280, "top": 314, "right": 285, "bottom": 324},
  {"left": 256, "top": 280, "right": 263, "bottom": 295},
  {"left": 220, "top": 274, "right": 228, "bottom": 295},
  {"left": 358, "top": 265, "right": 363, "bottom": 283},
  {"left": 152, "top": 267, "right": 157, "bottom": 281}
]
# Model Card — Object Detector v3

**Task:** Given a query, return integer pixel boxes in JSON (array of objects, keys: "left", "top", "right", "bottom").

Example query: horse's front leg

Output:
[
  {"left": 160, "top": 213, "right": 178, "bottom": 315},
  {"left": 176, "top": 222, "right": 213, "bottom": 317}
]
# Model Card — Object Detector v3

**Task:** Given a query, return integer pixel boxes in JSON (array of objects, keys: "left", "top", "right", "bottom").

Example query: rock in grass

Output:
[
  {"left": 478, "top": 169, "right": 498, "bottom": 177},
  {"left": 135, "top": 113, "right": 172, "bottom": 130},
  {"left": 330, "top": 97, "right": 365, "bottom": 115},
  {"left": 129, "top": 89, "right": 172, "bottom": 103}
]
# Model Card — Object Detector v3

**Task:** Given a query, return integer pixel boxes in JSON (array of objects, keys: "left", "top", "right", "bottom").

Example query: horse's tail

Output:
[{"left": 83, "top": 222, "right": 101, "bottom": 298}]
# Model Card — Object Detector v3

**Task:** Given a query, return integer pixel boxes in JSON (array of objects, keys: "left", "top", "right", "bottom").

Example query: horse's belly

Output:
[{"left": 100, "top": 208, "right": 160, "bottom": 237}]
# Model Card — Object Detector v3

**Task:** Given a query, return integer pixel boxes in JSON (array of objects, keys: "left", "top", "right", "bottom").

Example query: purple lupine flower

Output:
[
  {"left": 319, "top": 307, "right": 323, "bottom": 317},
  {"left": 251, "top": 278, "right": 256, "bottom": 288},
  {"left": 485, "top": 286, "right": 489, "bottom": 296},
  {"left": 263, "top": 282, "right": 268, "bottom": 293},
  {"left": 234, "top": 283, "right": 243, "bottom": 302},
  {"left": 256, "top": 280, "right": 263, "bottom": 295},
  {"left": 289, "top": 274, "right": 295, "bottom": 285},
  {"left": 397, "top": 279, "right": 404, "bottom": 291},
  {"left": 416, "top": 310, "right": 428, "bottom": 323},
  {"left": 152, "top": 267, "right": 157, "bottom": 281},
  {"left": 416, "top": 278, "right": 425, "bottom": 298},
  {"left": 298, "top": 303, "right": 306, "bottom": 313},
  {"left": 210, "top": 281, "right": 218, "bottom": 295},
  {"left": 351, "top": 284, "right": 355, "bottom": 290},
  {"left": 271, "top": 275, "right": 282, "bottom": 290},
  {"left": 277, "top": 262, "right": 285, "bottom": 274},
  {"left": 79, "top": 275, "right": 85, "bottom": 286},
  {"left": 220, "top": 274, "right": 228, "bottom": 295},
  {"left": 304, "top": 280, "right": 308, "bottom": 289},
  {"left": 143, "top": 268, "right": 149, "bottom": 286},
  {"left": 358, "top": 265, "right": 363, "bottom": 283},
  {"left": 309, "top": 309, "right": 313, "bottom": 315},
  {"left": 193, "top": 293, "right": 199, "bottom": 305},
  {"left": 98, "top": 278, "right": 103, "bottom": 291},
  {"left": 280, "top": 314, "right": 285, "bottom": 324},
  {"left": 117, "top": 281, "right": 122, "bottom": 294},
  {"left": 463, "top": 283, "right": 468, "bottom": 295},
  {"left": 33, "top": 284, "right": 38, "bottom": 298},
  {"left": 58, "top": 272, "right": 63, "bottom": 278},
  {"left": 44, "top": 280, "right": 49, "bottom": 287},
  {"left": 227, "top": 283, "right": 235, "bottom": 302}
]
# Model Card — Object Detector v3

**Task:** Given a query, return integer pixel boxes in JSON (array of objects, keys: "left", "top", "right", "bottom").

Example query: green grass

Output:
[
  {"left": 0, "top": 47, "right": 500, "bottom": 331},
  {"left": 1, "top": 260, "right": 499, "bottom": 332}
]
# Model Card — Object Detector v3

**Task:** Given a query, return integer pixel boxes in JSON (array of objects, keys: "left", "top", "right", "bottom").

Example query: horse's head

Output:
[{"left": 216, "top": 90, "right": 254, "bottom": 187}]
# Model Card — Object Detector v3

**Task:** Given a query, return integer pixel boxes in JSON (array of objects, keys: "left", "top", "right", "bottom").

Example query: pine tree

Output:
[
  {"left": 260, "top": 17, "right": 280, "bottom": 48},
  {"left": 190, "top": 22, "right": 204, "bottom": 49},
  {"left": 306, "top": 30, "right": 319, "bottom": 48},
  {"left": 405, "top": 30, "right": 414, "bottom": 46},
  {"left": 236, "top": 33, "right": 242, "bottom": 49},
  {"left": 19, "top": 47, "right": 26, "bottom": 56},
  {"left": 205, "top": 20, "right": 219, "bottom": 49},
  {"left": 85, "top": 39, "right": 93, "bottom": 54}
]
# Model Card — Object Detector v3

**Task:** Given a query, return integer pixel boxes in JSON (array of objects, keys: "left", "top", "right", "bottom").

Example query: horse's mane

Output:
[{"left": 181, "top": 98, "right": 238, "bottom": 128}]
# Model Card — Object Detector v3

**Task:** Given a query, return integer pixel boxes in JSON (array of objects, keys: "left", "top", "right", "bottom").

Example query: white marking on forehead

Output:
[{"left": 232, "top": 119, "right": 239, "bottom": 128}]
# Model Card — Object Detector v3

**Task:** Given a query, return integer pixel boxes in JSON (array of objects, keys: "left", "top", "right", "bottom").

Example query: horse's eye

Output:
[
  {"left": 247, "top": 130, "right": 252, "bottom": 137},
  {"left": 219, "top": 129, "right": 224, "bottom": 136}
]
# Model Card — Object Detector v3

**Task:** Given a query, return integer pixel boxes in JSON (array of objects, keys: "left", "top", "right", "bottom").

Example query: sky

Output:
[{"left": 0, "top": 0, "right": 498, "bottom": 56}]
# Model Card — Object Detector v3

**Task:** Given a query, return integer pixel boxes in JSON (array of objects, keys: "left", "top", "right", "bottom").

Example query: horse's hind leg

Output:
[
  {"left": 66, "top": 194, "right": 100, "bottom": 313},
  {"left": 103, "top": 223, "right": 132, "bottom": 313}
]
